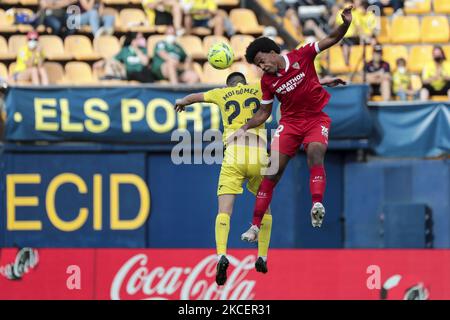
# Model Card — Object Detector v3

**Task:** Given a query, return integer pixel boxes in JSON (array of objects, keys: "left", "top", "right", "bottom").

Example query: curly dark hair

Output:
[{"left": 245, "top": 37, "right": 281, "bottom": 64}]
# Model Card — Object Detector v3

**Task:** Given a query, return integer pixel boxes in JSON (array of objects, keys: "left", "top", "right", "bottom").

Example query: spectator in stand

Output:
[
  {"left": 151, "top": 26, "right": 199, "bottom": 84},
  {"left": 10, "top": 31, "right": 49, "bottom": 85},
  {"left": 34, "top": 0, "right": 77, "bottom": 36},
  {"left": 369, "top": 0, "right": 405, "bottom": 16},
  {"left": 420, "top": 46, "right": 450, "bottom": 101},
  {"left": 183, "top": 0, "right": 228, "bottom": 37},
  {"left": 113, "top": 32, "right": 154, "bottom": 83},
  {"left": 364, "top": 44, "right": 391, "bottom": 100},
  {"left": 392, "top": 58, "right": 418, "bottom": 101},
  {"left": 76, "top": 0, "right": 115, "bottom": 37},
  {"left": 357, "top": 0, "right": 377, "bottom": 45},
  {"left": 142, "top": 0, "right": 184, "bottom": 35}
]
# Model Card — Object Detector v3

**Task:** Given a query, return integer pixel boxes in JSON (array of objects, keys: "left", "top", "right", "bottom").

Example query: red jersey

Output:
[{"left": 260, "top": 42, "right": 330, "bottom": 122}]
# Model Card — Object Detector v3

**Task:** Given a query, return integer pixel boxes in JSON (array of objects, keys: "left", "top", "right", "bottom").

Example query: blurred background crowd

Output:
[{"left": 0, "top": 0, "right": 449, "bottom": 101}]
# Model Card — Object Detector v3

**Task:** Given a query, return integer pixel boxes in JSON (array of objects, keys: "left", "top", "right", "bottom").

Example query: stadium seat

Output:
[
  {"left": 119, "top": 8, "right": 154, "bottom": 32},
  {"left": 283, "top": 17, "right": 302, "bottom": 42},
  {"left": 2, "top": 0, "right": 20, "bottom": 4},
  {"left": 382, "top": 45, "right": 408, "bottom": 71},
  {"left": 8, "top": 34, "right": 27, "bottom": 56},
  {"left": 65, "top": 61, "right": 96, "bottom": 85},
  {"left": 216, "top": 0, "right": 240, "bottom": 5},
  {"left": 431, "top": 96, "right": 449, "bottom": 101},
  {"left": 43, "top": 62, "right": 65, "bottom": 84},
  {"left": 408, "top": 45, "right": 433, "bottom": 73},
  {"left": 192, "top": 62, "right": 203, "bottom": 81},
  {"left": 147, "top": 35, "right": 167, "bottom": 55},
  {"left": 177, "top": 36, "right": 205, "bottom": 59},
  {"left": 19, "top": 0, "right": 38, "bottom": 4},
  {"left": 434, "top": 0, "right": 450, "bottom": 14},
  {"left": 391, "top": 16, "right": 420, "bottom": 44},
  {"left": 0, "top": 36, "right": 15, "bottom": 60},
  {"left": 65, "top": 35, "right": 101, "bottom": 60},
  {"left": 0, "top": 63, "right": 8, "bottom": 79},
  {"left": 259, "top": 0, "right": 277, "bottom": 13},
  {"left": 8, "top": 62, "right": 17, "bottom": 76},
  {"left": 404, "top": 0, "right": 431, "bottom": 14},
  {"left": 0, "top": 9, "right": 17, "bottom": 32},
  {"left": 230, "top": 35, "right": 255, "bottom": 60},
  {"left": 231, "top": 62, "right": 260, "bottom": 83},
  {"left": 203, "top": 35, "right": 230, "bottom": 54},
  {"left": 202, "top": 62, "right": 229, "bottom": 84},
  {"left": 328, "top": 46, "right": 349, "bottom": 74},
  {"left": 349, "top": 45, "right": 373, "bottom": 72},
  {"left": 102, "top": 7, "right": 121, "bottom": 29},
  {"left": 376, "top": 16, "right": 391, "bottom": 44},
  {"left": 229, "top": 8, "right": 264, "bottom": 34},
  {"left": 443, "top": 45, "right": 450, "bottom": 61},
  {"left": 94, "top": 35, "right": 121, "bottom": 59},
  {"left": 39, "top": 35, "right": 72, "bottom": 60},
  {"left": 421, "top": 16, "right": 450, "bottom": 43},
  {"left": 102, "top": 0, "right": 128, "bottom": 4}
]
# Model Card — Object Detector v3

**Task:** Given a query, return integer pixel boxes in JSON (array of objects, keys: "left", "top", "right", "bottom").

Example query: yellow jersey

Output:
[
  {"left": 422, "top": 61, "right": 450, "bottom": 91},
  {"left": 14, "top": 45, "right": 45, "bottom": 73},
  {"left": 203, "top": 83, "right": 266, "bottom": 145},
  {"left": 336, "top": 8, "right": 361, "bottom": 38},
  {"left": 392, "top": 71, "right": 411, "bottom": 93}
]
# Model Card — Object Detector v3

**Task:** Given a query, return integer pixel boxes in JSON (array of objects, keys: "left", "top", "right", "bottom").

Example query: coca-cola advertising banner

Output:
[{"left": 1, "top": 248, "right": 450, "bottom": 300}]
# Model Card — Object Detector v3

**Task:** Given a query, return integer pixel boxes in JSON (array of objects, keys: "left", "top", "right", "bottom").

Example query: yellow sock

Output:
[
  {"left": 258, "top": 214, "right": 272, "bottom": 258},
  {"left": 215, "top": 213, "right": 230, "bottom": 256}
]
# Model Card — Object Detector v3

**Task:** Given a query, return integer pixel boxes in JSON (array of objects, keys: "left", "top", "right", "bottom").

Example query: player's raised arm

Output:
[
  {"left": 317, "top": 6, "right": 353, "bottom": 52},
  {"left": 174, "top": 93, "right": 205, "bottom": 112}
]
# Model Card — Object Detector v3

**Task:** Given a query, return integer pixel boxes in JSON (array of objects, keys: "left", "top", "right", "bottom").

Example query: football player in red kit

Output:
[{"left": 237, "top": 6, "right": 353, "bottom": 249}]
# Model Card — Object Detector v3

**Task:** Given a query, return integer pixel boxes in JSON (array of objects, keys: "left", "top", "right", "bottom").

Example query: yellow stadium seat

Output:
[
  {"left": 383, "top": 7, "right": 394, "bottom": 15},
  {"left": 8, "top": 35, "right": 27, "bottom": 56},
  {"left": 119, "top": 8, "right": 154, "bottom": 32},
  {"left": 371, "top": 95, "right": 384, "bottom": 102},
  {"left": 349, "top": 45, "right": 373, "bottom": 72},
  {"left": 259, "top": 0, "right": 277, "bottom": 13},
  {"left": 230, "top": 62, "right": 260, "bottom": 83},
  {"left": 216, "top": 0, "right": 240, "bottom": 5},
  {"left": 404, "top": 0, "right": 431, "bottom": 14},
  {"left": 283, "top": 17, "right": 302, "bottom": 42},
  {"left": 382, "top": 45, "right": 408, "bottom": 71},
  {"left": 410, "top": 74, "right": 422, "bottom": 91},
  {"left": 0, "top": 36, "right": 15, "bottom": 59},
  {"left": 230, "top": 35, "right": 255, "bottom": 60},
  {"left": 19, "top": 0, "right": 38, "bottom": 4},
  {"left": 391, "top": 16, "right": 420, "bottom": 44},
  {"left": 8, "top": 62, "right": 17, "bottom": 77},
  {"left": 177, "top": 36, "right": 205, "bottom": 59},
  {"left": 43, "top": 62, "right": 65, "bottom": 84},
  {"left": 147, "top": 35, "right": 166, "bottom": 55},
  {"left": 102, "top": 7, "right": 121, "bottom": 29},
  {"left": 0, "top": 9, "right": 17, "bottom": 32},
  {"left": 443, "top": 45, "right": 450, "bottom": 60},
  {"left": 408, "top": 45, "right": 433, "bottom": 73},
  {"left": 0, "top": 63, "right": 8, "bottom": 79},
  {"left": 192, "top": 62, "right": 203, "bottom": 81},
  {"left": 2, "top": 0, "right": 20, "bottom": 4},
  {"left": 65, "top": 35, "right": 101, "bottom": 60},
  {"left": 431, "top": 96, "right": 449, "bottom": 101},
  {"left": 329, "top": 46, "right": 349, "bottom": 74},
  {"left": 434, "top": 0, "right": 450, "bottom": 14},
  {"left": 39, "top": 35, "right": 72, "bottom": 60},
  {"left": 94, "top": 35, "right": 121, "bottom": 59},
  {"left": 229, "top": 8, "right": 264, "bottom": 34},
  {"left": 421, "top": 16, "right": 450, "bottom": 43},
  {"left": 376, "top": 16, "right": 391, "bottom": 44},
  {"left": 65, "top": 61, "right": 96, "bottom": 85},
  {"left": 192, "top": 27, "right": 212, "bottom": 36},
  {"left": 203, "top": 35, "right": 230, "bottom": 54},
  {"left": 202, "top": 62, "right": 229, "bottom": 84}
]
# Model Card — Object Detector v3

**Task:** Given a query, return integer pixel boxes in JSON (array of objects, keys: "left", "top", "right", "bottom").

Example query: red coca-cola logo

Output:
[{"left": 110, "top": 254, "right": 257, "bottom": 300}]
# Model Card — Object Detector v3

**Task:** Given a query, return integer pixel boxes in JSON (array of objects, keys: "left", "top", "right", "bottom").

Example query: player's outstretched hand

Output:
[
  {"left": 174, "top": 99, "right": 186, "bottom": 112},
  {"left": 341, "top": 5, "right": 353, "bottom": 26},
  {"left": 321, "top": 77, "right": 347, "bottom": 87}
]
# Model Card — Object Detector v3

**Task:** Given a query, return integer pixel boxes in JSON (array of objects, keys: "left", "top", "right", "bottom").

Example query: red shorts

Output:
[{"left": 271, "top": 112, "right": 331, "bottom": 157}]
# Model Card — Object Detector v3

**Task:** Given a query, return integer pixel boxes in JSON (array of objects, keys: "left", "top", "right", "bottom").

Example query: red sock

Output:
[
  {"left": 252, "top": 178, "right": 276, "bottom": 227},
  {"left": 310, "top": 165, "right": 326, "bottom": 204}
]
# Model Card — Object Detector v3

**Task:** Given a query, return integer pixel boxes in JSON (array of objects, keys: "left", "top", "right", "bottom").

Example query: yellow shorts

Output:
[{"left": 217, "top": 144, "right": 269, "bottom": 196}]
